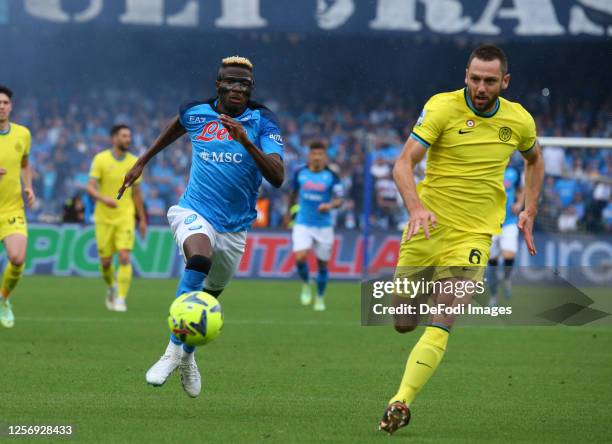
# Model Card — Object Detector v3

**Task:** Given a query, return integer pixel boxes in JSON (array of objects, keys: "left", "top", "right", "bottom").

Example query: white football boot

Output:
[
  {"left": 313, "top": 296, "right": 326, "bottom": 311},
  {"left": 113, "top": 298, "right": 127, "bottom": 312},
  {"left": 105, "top": 284, "right": 117, "bottom": 311},
  {"left": 300, "top": 283, "right": 312, "bottom": 305},
  {"left": 146, "top": 342, "right": 181, "bottom": 386},
  {"left": 179, "top": 351, "right": 202, "bottom": 398}
]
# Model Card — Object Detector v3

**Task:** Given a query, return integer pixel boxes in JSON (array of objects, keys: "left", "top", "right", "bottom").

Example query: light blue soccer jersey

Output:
[
  {"left": 293, "top": 166, "right": 342, "bottom": 228},
  {"left": 178, "top": 99, "right": 283, "bottom": 232},
  {"left": 503, "top": 167, "right": 521, "bottom": 226}
]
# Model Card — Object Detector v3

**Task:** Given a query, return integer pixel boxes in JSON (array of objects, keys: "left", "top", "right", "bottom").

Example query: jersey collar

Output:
[
  {"left": 212, "top": 98, "right": 253, "bottom": 122},
  {"left": 0, "top": 123, "right": 11, "bottom": 135},
  {"left": 463, "top": 88, "right": 500, "bottom": 118}
]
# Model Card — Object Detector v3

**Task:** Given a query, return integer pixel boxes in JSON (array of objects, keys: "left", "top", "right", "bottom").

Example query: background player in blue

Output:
[
  {"left": 487, "top": 166, "right": 523, "bottom": 306},
  {"left": 290, "top": 141, "right": 343, "bottom": 311},
  {"left": 117, "top": 56, "right": 284, "bottom": 397}
]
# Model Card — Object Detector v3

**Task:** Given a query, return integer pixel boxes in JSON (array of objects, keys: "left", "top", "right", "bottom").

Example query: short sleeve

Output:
[
  {"left": 22, "top": 128, "right": 31, "bottom": 157},
  {"left": 331, "top": 172, "right": 344, "bottom": 198},
  {"left": 292, "top": 169, "right": 301, "bottom": 192},
  {"left": 89, "top": 154, "right": 102, "bottom": 180},
  {"left": 258, "top": 109, "right": 284, "bottom": 158},
  {"left": 178, "top": 100, "right": 203, "bottom": 128},
  {"left": 518, "top": 109, "right": 537, "bottom": 152},
  {"left": 411, "top": 95, "right": 447, "bottom": 148}
]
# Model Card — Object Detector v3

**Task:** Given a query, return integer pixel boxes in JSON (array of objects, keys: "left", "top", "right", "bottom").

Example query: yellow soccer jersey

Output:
[
  {"left": 410, "top": 88, "right": 536, "bottom": 235},
  {"left": 89, "top": 149, "right": 140, "bottom": 225},
  {"left": 0, "top": 123, "right": 31, "bottom": 213}
]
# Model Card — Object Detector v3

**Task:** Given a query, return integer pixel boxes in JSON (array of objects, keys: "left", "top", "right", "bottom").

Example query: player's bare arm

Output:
[
  {"left": 87, "top": 178, "right": 117, "bottom": 209},
  {"left": 20, "top": 156, "right": 35, "bottom": 207},
  {"left": 518, "top": 142, "right": 544, "bottom": 256},
  {"left": 393, "top": 137, "right": 437, "bottom": 240},
  {"left": 512, "top": 186, "right": 525, "bottom": 215},
  {"left": 219, "top": 114, "right": 284, "bottom": 188},
  {"left": 132, "top": 183, "right": 148, "bottom": 237},
  {"left": 117, "top": 116, "right": 186, "bottom": 199},
  {"left": 318, "top": 197, "right": 343, "bottom": 213}
]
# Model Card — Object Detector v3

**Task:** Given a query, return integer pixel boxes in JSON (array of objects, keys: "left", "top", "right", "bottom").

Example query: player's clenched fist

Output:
[
  {"left": 219, "top": 114, "right": 249, "bottom": 146},
  {"left": 117, "top": 161, "right": 144, "bottom": 199}
]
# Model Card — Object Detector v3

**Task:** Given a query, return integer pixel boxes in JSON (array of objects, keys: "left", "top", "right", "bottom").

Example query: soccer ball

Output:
[{"left": 168, "top": 291, "right": 223, "bottom": 347}]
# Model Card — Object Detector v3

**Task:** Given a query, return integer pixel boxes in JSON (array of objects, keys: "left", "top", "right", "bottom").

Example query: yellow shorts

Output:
[
  {"left": 0, "top": 210, "right": 28, "bottom": 241},
  {"left": 94, "top": 222, "right": 135, "bottom": 258},
  {"left": 394, "top": 224, "right": 491, "bottom": 284}
]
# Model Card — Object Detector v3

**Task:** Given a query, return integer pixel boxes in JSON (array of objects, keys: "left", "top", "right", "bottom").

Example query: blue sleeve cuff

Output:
[{"left": 410, "top": 132, "right": 430, "bottom": 148}]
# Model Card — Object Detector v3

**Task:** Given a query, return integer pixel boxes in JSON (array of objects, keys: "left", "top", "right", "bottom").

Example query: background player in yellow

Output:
[
  {"left": 87, "top": 124, "right": 147, "bottom": 312},
  {"left": 0, "top": 85, "right": 36, "bottom": 328},
  {"left": 378, "top": 45, "right": 545, "bottom": 434}
]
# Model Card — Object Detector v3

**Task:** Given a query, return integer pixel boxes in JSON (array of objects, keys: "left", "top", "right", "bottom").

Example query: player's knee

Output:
[
  {"left": 100, "top": 257, "right": 112, "bottom": 269},
  {"left": 118, "top": 251, "right": 131, "bottom": 265},
  {"left": 186, "top": 254, "right": 212, "bottom": 275},
  {"left": 8, "top": 253, "right": 25, "bottom": 267},
  {"left": 394, "top": 324, "right": 417, "bottom": 334},
  {"left": 295, "top": 252, "right": 307, "bottom": 263}
]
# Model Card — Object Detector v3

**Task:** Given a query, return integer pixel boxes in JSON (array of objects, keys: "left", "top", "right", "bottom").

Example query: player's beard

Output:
[
  {"left": 469, "top": 87, "right": 499, "bottom": 113},
  {"left": 117, "top": 145, "right": 129, "bottom": 152}
]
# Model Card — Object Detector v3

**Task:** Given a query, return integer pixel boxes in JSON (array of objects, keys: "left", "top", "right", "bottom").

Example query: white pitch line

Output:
[{"left": 16, "top": 316, "right": 358, "bottom": 327}]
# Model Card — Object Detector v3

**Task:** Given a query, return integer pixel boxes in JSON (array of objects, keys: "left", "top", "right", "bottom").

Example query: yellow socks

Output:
[
  {"left": 1, "top": 262, "right": 25, "bottom": 298},
  {"left": 100, "top": 263, "right": 115, "bottom": 287},
  {"left": 117, "top": 263, "right": 132, "bottom": 299},
  {"left": 389, "top": 326, "right": 449, "bottom": 406}
]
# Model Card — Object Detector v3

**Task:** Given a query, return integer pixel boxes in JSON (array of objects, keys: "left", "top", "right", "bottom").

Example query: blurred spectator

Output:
[
  {"left": 62, "top": 194, "right": 85, "bottom": 223},
  {"left": 375, "top": 172, "right": 400, "bottom": 229},
  {"left": 8, "top": 87, "right": 612, "bottom": 233},
  {"left": 558, "top": 206, "right": 579, "bottom": 232}
]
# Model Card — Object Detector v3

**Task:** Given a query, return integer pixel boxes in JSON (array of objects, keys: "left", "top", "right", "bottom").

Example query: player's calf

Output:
[{"left": 392, "top": 293, "right": 422, "bottom": 334}]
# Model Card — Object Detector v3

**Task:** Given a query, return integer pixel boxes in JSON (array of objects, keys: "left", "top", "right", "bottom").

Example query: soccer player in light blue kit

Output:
[
  {"left": 118, "top": 56, "right": 284, "bottom": 397},
  {"left": 487, "top": 165, "right": 523, "bottom": 306},
  {"left": 291, "top": 141, "right": 343, "bottom": 311}
]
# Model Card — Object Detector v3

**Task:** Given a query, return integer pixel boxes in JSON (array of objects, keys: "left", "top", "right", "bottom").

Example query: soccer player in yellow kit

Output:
[
  {"left": 0, "top": 85, "right": 35, "bottom": 328},
  {"left": 87, "top": 124, "right": 147, "bottom": 312},
  {"left": 378, "top": 45, "right": 545, "bottom": 434}
]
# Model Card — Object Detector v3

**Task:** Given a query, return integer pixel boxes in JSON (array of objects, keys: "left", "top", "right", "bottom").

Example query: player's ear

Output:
[
  {"left": 501, "top": 73, "right": 511, "bottom": 90},
  {"left": 464, "top": 69, "right": 468, "bottom": 86}
]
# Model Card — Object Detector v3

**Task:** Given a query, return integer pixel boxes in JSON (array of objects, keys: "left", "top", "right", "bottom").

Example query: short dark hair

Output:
[
  {"left": 468, "top": 44, "right": 508, "bottom": 74},
  {"left": 110, "top": 124, "right": 130, "bottom": 137},
  {"left": 309, "top": 140, "right": 327, "bottom": 151},
  {"left": 0, "top": 85, "right": 13, "bottom": 99}
]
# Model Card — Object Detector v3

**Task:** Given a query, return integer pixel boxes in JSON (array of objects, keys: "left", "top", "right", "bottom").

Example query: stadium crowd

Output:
[{"left": 10, "top": 89, "right": 612, "bottom": 233}]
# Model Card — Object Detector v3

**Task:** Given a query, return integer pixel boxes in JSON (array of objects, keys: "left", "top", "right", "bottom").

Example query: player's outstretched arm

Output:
[
  {"left": 393, "top": 137, "right": 437, "bottom": 240},
  {"left": 117, "top": 116, "right": 186, "bottom": 199},
  {"left": 219, "top": 114, "right": 284, "bottom": 188},
  {"left": 518, "top": 142, "right": 544, "bottom": 256}
]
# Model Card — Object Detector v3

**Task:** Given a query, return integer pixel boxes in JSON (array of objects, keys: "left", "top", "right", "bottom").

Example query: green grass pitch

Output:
[{"left": 1, "top": 276, "right": 611, "bottom": 443}]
